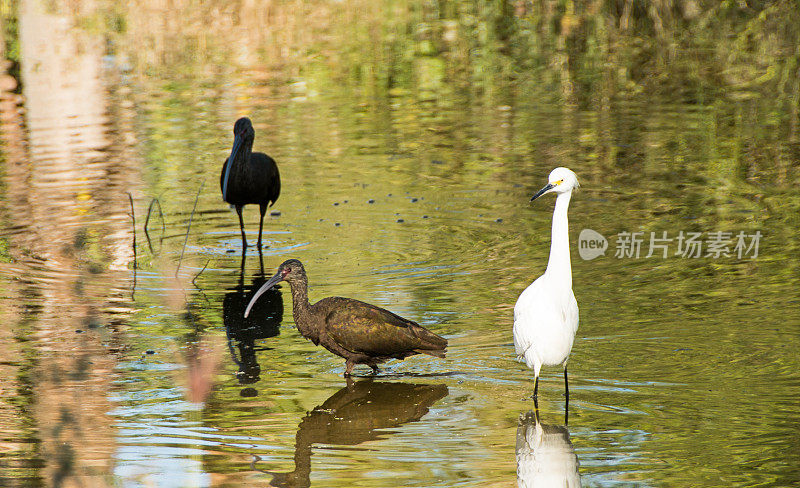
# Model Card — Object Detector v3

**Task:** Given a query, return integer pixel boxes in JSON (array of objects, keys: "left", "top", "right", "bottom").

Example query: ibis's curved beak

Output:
[
  {"left": 530, "top": 183, "right": 555, "bottom": 202},
  {"left": 222, "top": 133, "right": 244, "bottom": 202},
  {"left": 244, "top": 269, "right": 284, "bottom": 318}
]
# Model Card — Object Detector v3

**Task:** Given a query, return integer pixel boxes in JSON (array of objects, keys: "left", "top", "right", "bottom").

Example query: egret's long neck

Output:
[{"left": 545, "top": 190, "right": 572, "bottom": 289}]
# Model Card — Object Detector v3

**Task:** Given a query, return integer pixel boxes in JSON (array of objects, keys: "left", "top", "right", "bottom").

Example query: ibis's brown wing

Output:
[{"left": 320, "top": 297, "right": 446, "bottom": 358}]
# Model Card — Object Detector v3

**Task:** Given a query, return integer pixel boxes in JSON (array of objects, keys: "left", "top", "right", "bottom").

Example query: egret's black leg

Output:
[
  {"left": 370, "top": 365, "right": 379, "bottom": 375},
  {"left": 257, "top": 205, "right": 266, "bottom": 249},
  {"left": 236, "top": 205, "right": 248, "bottom": 248},
  {"left": 563, "top": 366, "right": 571, "bottom": 424},
  {"left": 533, "top": 376, "right": 539, "bottom": 399}
]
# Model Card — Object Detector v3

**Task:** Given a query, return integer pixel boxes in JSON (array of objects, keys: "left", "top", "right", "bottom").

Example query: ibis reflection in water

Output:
[
  {"left": 245, "top": 259, "right": 448, "bottom": 377},
  {"left": 220, "top": 117, "right": 280, "bottom": 249},
  {"left": 514, "top": 167, "right": 580, "bottom": 399},
  {"left": 516, "top": 409, "right": 581, "bottom": 488},
  {"left": 254, "top": 380, "right": 448, "bottom": 488},
  {"left": 223, "top": 254, "right": 283, "bottom": 393}
]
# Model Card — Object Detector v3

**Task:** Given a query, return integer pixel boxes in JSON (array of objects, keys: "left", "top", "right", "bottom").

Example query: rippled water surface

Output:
[{"left": 1, "top": 1, "right": 799, "bottom": 487}]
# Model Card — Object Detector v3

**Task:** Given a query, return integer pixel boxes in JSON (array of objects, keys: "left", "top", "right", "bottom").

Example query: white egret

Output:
[{"left": 514, "top": 167, "right": 580, "bottom": 398}]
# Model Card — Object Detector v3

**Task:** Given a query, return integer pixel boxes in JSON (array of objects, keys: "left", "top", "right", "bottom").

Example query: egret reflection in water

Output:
[
  {"left": 516, "top": 409, "right": 581, "bottom": 488},
  {"left": 223, "top": 254, "right": 284, "bottom": 392},
  {"left": 255, "top": 380, "right": 448, "bottom": 487}
]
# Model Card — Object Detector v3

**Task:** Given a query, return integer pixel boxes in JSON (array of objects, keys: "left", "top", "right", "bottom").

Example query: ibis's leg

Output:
[
  {"left": 344, "top": 360, "right": 354, "bottom": 377},
  {"left": 533, "top": 376, "right": 539, "bottom": 399},
  {"left": 257, "top": 205, "right": 267, "bottom": 249},
  {"left": 564, "top": 366, "right": 569, "bottom": 399},
  {"left": 236, "top": 206, "right": 248, "bottom": 248}
]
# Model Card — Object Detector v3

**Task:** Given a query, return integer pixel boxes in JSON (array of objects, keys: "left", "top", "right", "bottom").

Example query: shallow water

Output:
[{"left": 1, "top": 1, "right": 799, "bottom": 487}]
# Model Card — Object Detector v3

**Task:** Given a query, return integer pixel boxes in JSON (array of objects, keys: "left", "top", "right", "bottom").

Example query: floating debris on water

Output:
[{"left": 240, "top": 388, "right": 258, "bottom": 397}]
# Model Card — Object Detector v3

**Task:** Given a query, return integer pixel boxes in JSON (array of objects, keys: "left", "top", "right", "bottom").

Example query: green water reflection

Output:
[{"left": 0, "top": 0, "right": 798, "bottom": 487}]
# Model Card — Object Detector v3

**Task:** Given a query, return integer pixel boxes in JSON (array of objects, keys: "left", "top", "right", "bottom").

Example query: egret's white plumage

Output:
[{"left": 514, "top": 167, "right": 580, "bottom": 398}]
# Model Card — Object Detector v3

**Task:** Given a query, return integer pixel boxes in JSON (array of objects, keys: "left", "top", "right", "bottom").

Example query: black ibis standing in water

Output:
[
  {"left": 220, "top": 117, "right": 280, "bottom": 249},
  {"left": 244, "top": 259, "right": 448, "bottom": 376}
]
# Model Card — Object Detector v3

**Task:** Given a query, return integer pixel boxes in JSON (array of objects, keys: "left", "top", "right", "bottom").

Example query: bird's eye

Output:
[{"left": 555, "top": 179, "right": 563, "bottom": 185}]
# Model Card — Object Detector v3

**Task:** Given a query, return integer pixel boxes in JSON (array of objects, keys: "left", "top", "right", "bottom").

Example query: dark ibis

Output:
[
  {"left": 220, "top": 117, "right": 280, "bottom": 249},
  {"left": 244, "top": 259, "right": 448, "bottom": 376}
]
